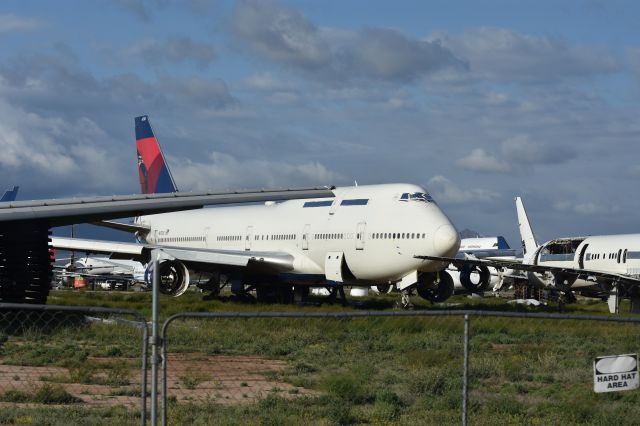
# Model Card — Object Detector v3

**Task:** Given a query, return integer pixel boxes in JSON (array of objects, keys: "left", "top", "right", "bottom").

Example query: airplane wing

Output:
[
  {"left": 52, "top": 237, "right": 294, "bottom": 273},
  {"left": 0, "top": 187, "right": 334, "bottom": 227},
  {"left": 1, "top": 187, "right": 333, "bottom": 304},
  {"left": 415, "top": 255, "right": 640, "bottom": 287}
]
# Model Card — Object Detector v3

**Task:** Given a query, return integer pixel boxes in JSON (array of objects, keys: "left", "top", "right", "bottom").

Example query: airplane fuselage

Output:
[
  {"left": 138, "top": 183, "right": 460, "bottom": 286},
  {"left": 532, "top": 234, "right": 640, "bottom": 288}
]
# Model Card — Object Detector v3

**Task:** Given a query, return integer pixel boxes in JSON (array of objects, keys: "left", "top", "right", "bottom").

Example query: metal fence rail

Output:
[
  {"left": 0, "top": 303, "right": 148, "bottom": 426},
  {"left": 161, "top": 310, "right": 640, "bottom": 426}
]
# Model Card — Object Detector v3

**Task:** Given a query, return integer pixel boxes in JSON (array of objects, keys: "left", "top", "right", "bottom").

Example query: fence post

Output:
[
  {"left": 150, "top": 250, "right": 160, "bottom": 426},
  {"left": 462, "top": 314, "right": 469, "bottom": 426},
  {"left": 141, "top": 323, "right": 149, "bottom": 426},
  {"left": 162, "top": 321, "right": 168, "bottom": 426}
]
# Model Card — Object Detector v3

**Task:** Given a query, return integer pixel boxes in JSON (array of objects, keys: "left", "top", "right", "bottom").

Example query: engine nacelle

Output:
[
  {"left": 145, "top": 260, "right": 190, "bottom": 297},
  {"left": 416, "top": 270, "right": 454, "bottom": 303},
  {"left": 459, "top": 265, "right": 490, "bottom": 293},
  {"left": 527, "top": 271, "right": 577, "bottom": 291}
]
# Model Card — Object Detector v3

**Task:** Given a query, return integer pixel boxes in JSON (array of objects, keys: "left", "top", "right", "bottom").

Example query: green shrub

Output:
[{"left": 34, "top": 383, "right": 83, "bottom": 404}]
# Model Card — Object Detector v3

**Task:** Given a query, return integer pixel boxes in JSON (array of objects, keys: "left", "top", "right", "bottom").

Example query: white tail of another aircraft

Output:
[{"left": 515, "top": 196, "right": 539, "bottom": 257}]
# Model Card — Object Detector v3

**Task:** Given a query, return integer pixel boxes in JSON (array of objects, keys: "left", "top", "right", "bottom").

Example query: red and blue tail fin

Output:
[
  {"left": 0, "top": 186, "right": 19, "bottom": 202},
  {"left": 135, "top": 116, "right": 178, "bottom": 194}
]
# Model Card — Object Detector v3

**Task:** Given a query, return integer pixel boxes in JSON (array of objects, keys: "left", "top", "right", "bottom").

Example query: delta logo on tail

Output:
[{"left": 135, "top": 116, "right": 178, "bottom": 194}]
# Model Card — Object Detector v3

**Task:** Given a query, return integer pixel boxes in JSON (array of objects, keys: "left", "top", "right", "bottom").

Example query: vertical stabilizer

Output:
[
  {"left": 515, "top": 196, "right": 539, "bottom": 256},
  {"left": 135, "top": 116, "right": 178, "bottom": 194},
  {"left": 0, "top": 186, "right": 19, "bottom": 202}
]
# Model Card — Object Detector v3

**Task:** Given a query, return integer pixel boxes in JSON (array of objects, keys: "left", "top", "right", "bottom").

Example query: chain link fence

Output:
[
  {"left": 0, "top": 304, "right": 148, "bottom": 426},
  {"left": 2, "top": 304, "right": 639, "bottom": 425},
  {"left": 160, "top": 311, "right": 640, "bottom": 426},
  {"left": 467, "top": 313, "right": 640, "bottom": 425}
]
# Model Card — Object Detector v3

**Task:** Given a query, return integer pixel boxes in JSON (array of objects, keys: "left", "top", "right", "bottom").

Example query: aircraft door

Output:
[
  {"left": 325, "top": 251, "right": 345, "bottom": 282},
  {"left": 204, "top": 227, "right": 211, "bottom": 248},
  {"left": 356, "top": 221, "right": 366, "bottom": 250},
  {"left": 578, "top": 243, "right": 589, "bottom": 269},
  {"left": 302, "top": 224, "right": 310, "bottom": 250},
  {"left": 329, "top": 200, "right": 338, "bottom": 215},
  {"left": 245, "top": 226, "right": 253, "bottom": 251}
]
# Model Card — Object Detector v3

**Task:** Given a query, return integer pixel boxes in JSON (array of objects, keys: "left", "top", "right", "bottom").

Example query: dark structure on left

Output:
[{"left": 0, "top": 220, "right": 52, "bottom": 303}]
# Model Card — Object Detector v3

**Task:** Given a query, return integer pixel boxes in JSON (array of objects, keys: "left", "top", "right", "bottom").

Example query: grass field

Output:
[{"left": 1, "top": 289, "right": 639, "bottom": 425}]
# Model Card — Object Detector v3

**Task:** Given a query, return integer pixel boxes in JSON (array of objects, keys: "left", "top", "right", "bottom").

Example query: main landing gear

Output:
[{"left": 396, "top": 271, "right": 455, "bottom": 310}]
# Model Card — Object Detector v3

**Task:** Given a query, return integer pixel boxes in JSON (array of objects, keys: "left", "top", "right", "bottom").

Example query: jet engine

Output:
[
  {"left": 459, "top": 265, "right": 490, "bottom": 293},
  {"left": 527, "top": 271, "right": 577, "bottom": 291},
  {"left": 145, "top": 260, "right": 190, "bottom": 297},
  {"left": 416, "top": 271, "right": 454, "bottom": 303}
]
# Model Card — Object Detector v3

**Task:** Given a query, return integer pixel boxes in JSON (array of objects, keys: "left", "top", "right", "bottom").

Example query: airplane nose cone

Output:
[{"left": 433, "top": 224, "right": 460, "bottom": 257}]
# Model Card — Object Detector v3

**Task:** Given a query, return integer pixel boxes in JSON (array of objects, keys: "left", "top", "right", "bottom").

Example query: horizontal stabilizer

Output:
[
  {"left": 91, "top": 220, "right": 150, "bottom": 234},
  {"left": 51, "top": 236, "right": 294, "bottom": 273},
  {"left": 51, "top": 237, "right": 144, "bottom": 256}
]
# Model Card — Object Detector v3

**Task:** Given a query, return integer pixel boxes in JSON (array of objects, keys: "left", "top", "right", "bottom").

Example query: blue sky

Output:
[{"left": 1, "top": 0, "right": 639, "bottom": 247}]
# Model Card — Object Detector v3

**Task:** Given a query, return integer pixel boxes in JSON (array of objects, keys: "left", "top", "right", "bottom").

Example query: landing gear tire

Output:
[
  {"left": 417, "top": 271, "right": 454, "bottom": 303},
  {"left": 376, "top": 283, "right": 392, "bottom": 294}
]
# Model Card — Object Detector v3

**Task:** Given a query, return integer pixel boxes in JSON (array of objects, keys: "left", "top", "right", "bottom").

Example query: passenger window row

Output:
[
  {"left": 315, "top": 233, "right": 345, "bottom": 240},
  {"left": 217, "top": 235, "right": 242, "bottom": 242},
  {"left": 215, "top": 232, "right": 428, "bottom": 243},
  {"left": 371, "top": 232, "right": 426, "bottom": 239},
  {"left": 587, "top": 249, "right": 629, "bottom": 264},
  {"left": 160, "top": 236, "right": 205, "bottom": 243}
]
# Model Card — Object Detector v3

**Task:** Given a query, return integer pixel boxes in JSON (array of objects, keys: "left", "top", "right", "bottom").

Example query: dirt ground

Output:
[{"left": 0, "top": 353, "right": 315, "bottom": 408}]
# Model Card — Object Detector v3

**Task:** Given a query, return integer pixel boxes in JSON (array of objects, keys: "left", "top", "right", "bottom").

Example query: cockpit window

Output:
[{"left": 399, "top": 192, "right": 434, "bottom": 203}]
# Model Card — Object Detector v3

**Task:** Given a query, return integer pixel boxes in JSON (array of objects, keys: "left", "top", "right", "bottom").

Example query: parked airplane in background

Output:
[
  {"left": 1, "top": 186, "right": 19, "bottom": 202},
  {"left": 53, "top": 116, "right": 461, "bottom": 307},
  {"left": 419, "top": 197, "right": 640, "bottom": 313},
  {"left": 67, "top": 256, "right": 145, "bottom": 282}
]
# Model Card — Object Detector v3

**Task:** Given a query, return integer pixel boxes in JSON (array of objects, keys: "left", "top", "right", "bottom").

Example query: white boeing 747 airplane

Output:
[{"left": 53, "top": 116, "right": 461, "bottom": 307}]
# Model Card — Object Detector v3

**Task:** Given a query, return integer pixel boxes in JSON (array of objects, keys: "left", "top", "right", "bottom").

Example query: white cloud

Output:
[
  {"left": 246, "top": 72, "right": 292, "bottom": 91},
  {"left": 169, "top": 151, "right": 344, "bottom": 191},
  {"left": 245, "top": 72, "right": 302, "bottom": 105},
  {"left": 457, "top": 148, "right": 511, "bottom": 173},
  {"left": 232, "top": 0, "right": 331, "bottom": 70},
  {"left": 231, "top": 0, "right": 465, "bottom": 83},
  {"left": 111, "top": 37, "right": 215, "bottom": 68},
  {"left": 553, "top": 200, "right": 620, "bottom": 216},
  {"left": 0, "top": 101, "right": 130, "bottom": 194},
  {"left": 0, "top": 14, "right": 40, "bottom": 33},
  {"left": 501, "top": 135, "right": 576, "bottom": 165},
  {"left": 627, "top": 47, "right": 640, "bottom": 78},
  {"left": 433, "top": 26, "right": 619, "bottom": 83},
  {"left": 426, "top": 175, "right": 500, "bottom": 205}
]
